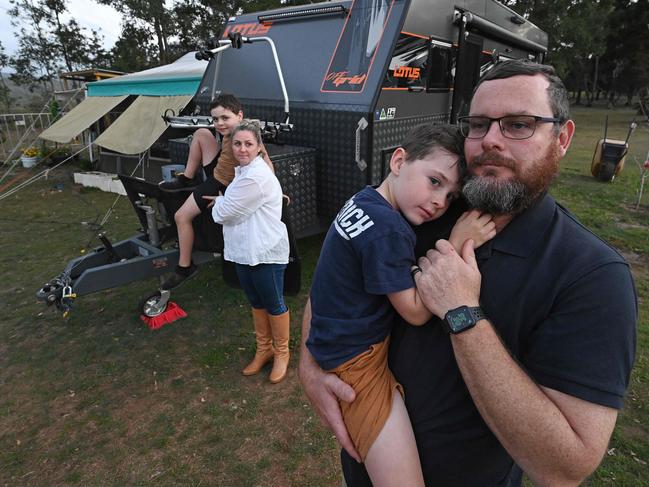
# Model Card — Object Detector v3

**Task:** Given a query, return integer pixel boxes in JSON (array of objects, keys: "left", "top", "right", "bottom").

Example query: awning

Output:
[
  {"left": 87, "top": 52, "right": 206, "bottom": 97},
  {"left": 39, "top": 95, "right": 127, "bottom": 143},
  {"left": 95, "top": 95, "right": 192, "bottom": 154}
]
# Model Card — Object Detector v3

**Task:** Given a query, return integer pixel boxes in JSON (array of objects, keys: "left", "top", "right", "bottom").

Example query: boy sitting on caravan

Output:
[
  {"left": 305, "top": 124, "right": 495, "bottom": 486},
  {"left": 159, "top": 93, "right": 273, "bottom": 289}
]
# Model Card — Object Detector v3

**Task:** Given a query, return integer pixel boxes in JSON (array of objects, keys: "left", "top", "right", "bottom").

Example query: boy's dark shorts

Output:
[{"left": 192, "top": 177, "right": 228, "bottom": 211}]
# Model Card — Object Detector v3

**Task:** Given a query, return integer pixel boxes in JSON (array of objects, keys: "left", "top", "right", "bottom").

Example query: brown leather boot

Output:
[
  {"left": 242, "top": 308, "right": 274, "bottom": 376},
  {"left": 269, "top": 310, "right": 290, "bottom": 384}
]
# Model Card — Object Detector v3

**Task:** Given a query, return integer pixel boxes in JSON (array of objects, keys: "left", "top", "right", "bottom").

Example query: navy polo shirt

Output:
[{"left": 343, "top": 193, "right": 637, "bottom": 486}]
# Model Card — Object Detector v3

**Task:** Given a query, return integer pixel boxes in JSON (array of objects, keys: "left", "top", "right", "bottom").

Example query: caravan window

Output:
[
  {"left": 383, "top": 34, "right": 453, "bottom": 92},
  {"left": 383, "top": 33, "right": 428, "bottom": 89},
  {"left": 426, "top": 42, "right": 453, "bottom": 91}
]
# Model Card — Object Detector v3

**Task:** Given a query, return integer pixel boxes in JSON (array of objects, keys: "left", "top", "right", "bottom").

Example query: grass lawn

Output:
[{"left": 0, "top": 106, "right": 648, "bottom": 485}]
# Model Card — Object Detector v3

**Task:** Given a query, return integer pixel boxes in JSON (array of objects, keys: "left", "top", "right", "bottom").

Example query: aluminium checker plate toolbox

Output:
[
  {"left": 168, "top": 136, "right": 193, "bottom": 166},
  {"left": 266, "top": 144, "right": 318, "bottom": 238}
]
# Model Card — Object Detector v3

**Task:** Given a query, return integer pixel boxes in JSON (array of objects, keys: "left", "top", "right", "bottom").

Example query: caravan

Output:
[
  {"left": 37, "top": 0, "right": 549, "bottom": 316},
  {"left": 180, "top": 0, "right": 548, "bottom": 233}
]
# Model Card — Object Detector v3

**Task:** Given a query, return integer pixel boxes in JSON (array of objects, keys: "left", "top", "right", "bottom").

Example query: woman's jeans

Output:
[{"left": 235, "top": 263, "right": 287, "bottom": 315}]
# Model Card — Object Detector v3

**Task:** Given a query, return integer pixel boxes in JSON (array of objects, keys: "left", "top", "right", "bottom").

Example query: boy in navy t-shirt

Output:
[{"left": 306, "top": 124, "right": 495, "bottom": 486}]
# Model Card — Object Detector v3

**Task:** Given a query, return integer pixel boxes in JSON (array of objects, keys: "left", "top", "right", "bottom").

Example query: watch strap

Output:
[{"left": 469, "top": 306, "right": 485, "bottom": 322}]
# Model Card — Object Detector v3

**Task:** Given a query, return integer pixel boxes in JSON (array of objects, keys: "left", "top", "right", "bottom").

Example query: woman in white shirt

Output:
[{"left": 211, "top": 120, "right": 291, "bottom": 383}]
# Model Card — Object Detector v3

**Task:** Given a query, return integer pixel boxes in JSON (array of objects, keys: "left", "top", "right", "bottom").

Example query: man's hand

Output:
[
  {"left": 299, "top": 358, "right": 360, "bottom": 462},
  {"left": 298, "top": 299, "right": 361, "bottom": 462},
  {"left": 414, "top": 239, "right": 482, "bottom": 318}
]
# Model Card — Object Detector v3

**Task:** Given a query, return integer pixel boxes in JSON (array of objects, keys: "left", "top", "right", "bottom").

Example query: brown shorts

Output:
[{"left": 330, "top": 336, "right": 404, "bottom": 461}]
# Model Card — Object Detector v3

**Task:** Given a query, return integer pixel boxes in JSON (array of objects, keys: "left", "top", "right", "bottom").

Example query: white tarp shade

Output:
[
  {"left": 95, "top": 95, "right": 192, "bottom": 155},
  {"left": 39, "top": 95, "right": 127, "bottom": 143}
]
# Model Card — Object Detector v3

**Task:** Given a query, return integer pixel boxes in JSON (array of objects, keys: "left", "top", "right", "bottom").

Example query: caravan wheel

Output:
[{"left": 140, "top": 290, "right": 171, "bottom": 317}]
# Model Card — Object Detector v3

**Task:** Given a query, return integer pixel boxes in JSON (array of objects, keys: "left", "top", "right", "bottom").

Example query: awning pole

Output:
[{"left": 88, "top": 131, "right": 94, "bottom": 164}]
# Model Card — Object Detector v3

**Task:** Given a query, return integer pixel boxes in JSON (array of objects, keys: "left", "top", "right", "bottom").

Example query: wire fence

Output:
[
  {"left": 0, "top": 112, "right": 62, "bottom": 161},
  {"left": 1, "top": 88, "right": 90, "bottom": 164}
]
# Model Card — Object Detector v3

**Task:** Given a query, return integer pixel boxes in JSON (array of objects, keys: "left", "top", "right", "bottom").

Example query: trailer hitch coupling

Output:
[{"left": 36, "top": 274, "right": 74, "bottom": 315}]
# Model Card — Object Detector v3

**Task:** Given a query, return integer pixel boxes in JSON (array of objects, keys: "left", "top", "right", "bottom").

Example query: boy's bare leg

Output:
[
  {"left": 174, "top": 194, "right": 202, "bottom": 267},
  {"left": 364, "top": 392, "right": 424, "bottom": 487},
  {"left": 182, "top": 128, "right": 219, "bottom": 179}
]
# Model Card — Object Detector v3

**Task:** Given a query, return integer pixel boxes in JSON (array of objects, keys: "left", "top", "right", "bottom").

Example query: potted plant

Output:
[
  {"left": 20, "top": 147, "right": 40, "bottom": 168},
  {"left": 48, "top": 145, "right": 73, "bottom": 165}
]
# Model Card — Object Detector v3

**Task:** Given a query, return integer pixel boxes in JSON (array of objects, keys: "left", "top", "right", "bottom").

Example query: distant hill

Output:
[{"left": 0, "top": 71, "right": 69, "bottom": 114}]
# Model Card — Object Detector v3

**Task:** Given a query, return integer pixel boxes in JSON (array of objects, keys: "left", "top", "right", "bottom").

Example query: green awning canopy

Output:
[
  {"left": 87, "top": 52, "right": 207, "bottom": 97},
  {"left": 87, "top": 76, "right": 202, "bottom": 96}
]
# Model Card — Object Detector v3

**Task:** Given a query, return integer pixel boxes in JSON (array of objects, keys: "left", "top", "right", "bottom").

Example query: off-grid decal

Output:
[{"left": 321, "top": 0, "right": 395, "bottom": 93}]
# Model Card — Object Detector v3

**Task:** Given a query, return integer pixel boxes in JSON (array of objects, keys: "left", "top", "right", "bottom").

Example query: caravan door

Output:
[
  {"left": 449, "top": 4, "right": 548, "bottom": 123},
  {"left": 451, "top": 31, "right": 485, "bottom": 123}
]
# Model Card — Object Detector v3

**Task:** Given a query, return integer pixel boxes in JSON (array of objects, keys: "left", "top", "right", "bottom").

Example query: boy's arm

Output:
[
  {"left": 263, "top": 153, "right": 274, "bottom": 172},
  {"left": 449, "top": 210, "right": 496, "bottom": 252},
  {"left": 387, "top": 286, "right": 432, "bottom": 326},
  {"left": 260, "top": 144, "right": 274, "bottom": 173}
]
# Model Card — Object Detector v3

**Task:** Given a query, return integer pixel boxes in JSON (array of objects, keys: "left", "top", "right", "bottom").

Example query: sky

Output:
[{"left": 0, "top": 0, "right": 123, "bottom": 60}]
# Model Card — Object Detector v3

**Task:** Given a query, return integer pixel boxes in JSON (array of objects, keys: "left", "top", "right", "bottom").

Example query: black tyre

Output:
[{"left": 598, "top": 163, "right": 616, "bottom": 182}]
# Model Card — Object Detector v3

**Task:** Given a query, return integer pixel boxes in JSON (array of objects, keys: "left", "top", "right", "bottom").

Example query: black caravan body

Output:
[{"left": 193, "top": 0, "right": 547, "bottom": 228}]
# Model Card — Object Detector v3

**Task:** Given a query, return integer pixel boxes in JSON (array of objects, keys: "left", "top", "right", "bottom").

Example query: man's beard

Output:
[{"left": 462, "top": 142, "right": 561, "bottom": 215}]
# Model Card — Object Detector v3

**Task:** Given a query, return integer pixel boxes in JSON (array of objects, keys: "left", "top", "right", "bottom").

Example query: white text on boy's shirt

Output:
[{"left": 334, "top": 198, "right": 375, "bottom": 240}]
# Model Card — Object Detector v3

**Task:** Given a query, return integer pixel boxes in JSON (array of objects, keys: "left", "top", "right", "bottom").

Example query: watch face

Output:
[{"left": 448, "top": 308, "right": 473, "bottom": 331}]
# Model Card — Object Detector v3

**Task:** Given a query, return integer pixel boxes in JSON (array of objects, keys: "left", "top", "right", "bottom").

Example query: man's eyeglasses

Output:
[{"left": 458, "top": 115, "right": 564, "bottom": 140}]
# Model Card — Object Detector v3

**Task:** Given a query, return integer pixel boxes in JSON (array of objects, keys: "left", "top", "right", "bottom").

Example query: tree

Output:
[
  {"left": 96, "top": 0, "right": 175, "bottom": 64},
  {"left": 172, "top": 0, "right": 239, "bottom": 52},
  {"left": 0, "top": 41, "right": 11, "bottom": 111},
  {"left": 172, "top": 0, "right": 315, "bottom": 53},
  {"left": 8, "top": 0, "right": 109, "bottom": 91},
  {"left": 600, "top": 0, "right": 649, "bottom": 106},
  {"left": 109, "top": 24, "right": 159, "bottom": 73},
  {"left": 98, "top": 0, "right": 317, "bottom": 71},
  {"left": 504, "top": 0, "right": 614, "bottom": 104},
  {"left": 8, "top": 0, "right": 61, "bottom": 91}
]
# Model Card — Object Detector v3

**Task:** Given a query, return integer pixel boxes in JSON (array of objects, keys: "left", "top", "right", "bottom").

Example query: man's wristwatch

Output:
[{"left": 443, "top": 306, "right": 485, "bottom": 334}]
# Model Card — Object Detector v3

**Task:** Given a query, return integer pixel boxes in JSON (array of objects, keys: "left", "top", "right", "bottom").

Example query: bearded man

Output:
[{"left": 299, "top": 60, "right": 637, "bottom": 486}]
